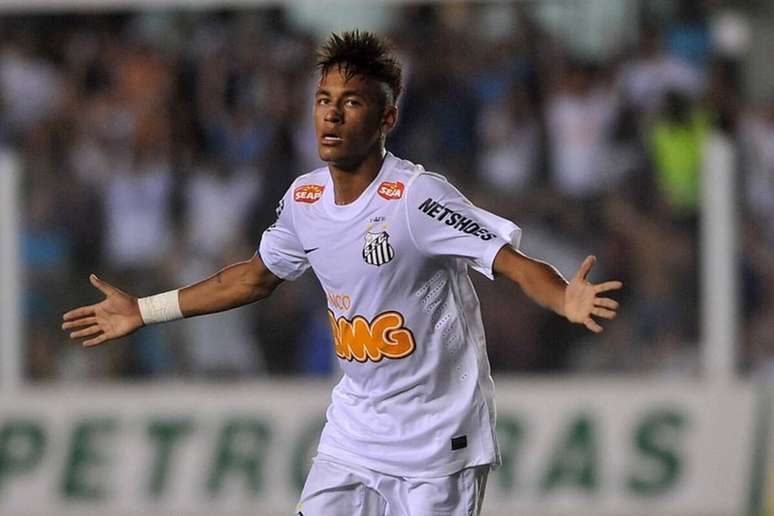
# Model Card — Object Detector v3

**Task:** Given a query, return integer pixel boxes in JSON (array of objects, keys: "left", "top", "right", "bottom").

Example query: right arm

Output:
[
  {"left": 62, "top": 253, "right": 282, "bottom": 347},
  {"left": 180, "top": 253, "right": 282, "bottom": 317}
]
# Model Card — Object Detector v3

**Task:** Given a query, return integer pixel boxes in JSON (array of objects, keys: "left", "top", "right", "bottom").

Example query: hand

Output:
[
  {"left": 564, "top": 256, "right": 622, "bottom": 333},
  {"left": 62, "top": 274, "right": 144, "bottom": 347}
]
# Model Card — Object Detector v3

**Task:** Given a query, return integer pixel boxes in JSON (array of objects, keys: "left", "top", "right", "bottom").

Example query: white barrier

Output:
[
  {"left": 0, "top": 151, "right": 21, "bottom": 391},
  {"left": 0, "top": 380, "right": 756, "bottom": 516}
]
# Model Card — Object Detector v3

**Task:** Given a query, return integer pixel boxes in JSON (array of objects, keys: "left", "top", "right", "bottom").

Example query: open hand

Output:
[
  {"left": 564, "top": 256, "right": 622, "bottom": 333},
  {"left": 62, "top": 274, "right": 144, "bottom": 347}
]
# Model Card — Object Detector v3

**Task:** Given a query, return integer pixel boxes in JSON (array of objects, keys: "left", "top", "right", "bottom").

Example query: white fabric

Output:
[
  {"left": 0, "top": 48, "right": 62, "bottom": 130},
  {"left": 259, "top": 153, "right": 521, "bottom": 477},
  {"left": 103, "top": 160, "right": 173, "bottom": 267},
  {"left": 546, "top": 89, "right": 617, "bottom": 199},
  {"left": 297, "top": 453, "right": 489, "bottom": 516},
  {"left": 138, "top": 290, "right": 182, "bottom": 324},
  {"left": 184, "top": 166, "right": 261, "bottom": 257},
  {"left": 476, "top": 99, "right": 539, "bottom": 193},
  {"left": 618, "top": 55, "right": 704, "bottom": 115}
]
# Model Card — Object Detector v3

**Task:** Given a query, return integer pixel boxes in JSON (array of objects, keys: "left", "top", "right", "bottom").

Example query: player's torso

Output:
[
  {"left": 288, "top": 160, "right": 468, "bottom": 385},
  {"left": 282, "top": 156, "right": 500, "bottom": 475},
  {"left": 293, "top": 170, "right": 422, "bottom": 355}
]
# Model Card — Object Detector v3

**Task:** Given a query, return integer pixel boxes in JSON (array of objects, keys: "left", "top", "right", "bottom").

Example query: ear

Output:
[{"left": 381, "top": 105, "right": 398, "bottom": 134}]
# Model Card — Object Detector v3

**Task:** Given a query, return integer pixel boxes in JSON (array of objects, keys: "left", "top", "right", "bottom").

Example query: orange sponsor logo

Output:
[
  {"left": 377, "top": 181, "right": 404, "bottom": 200},
  {"left": 294, "top": 184, "right": 324, "bottom": 203},
  {"left": 328, "top": 310, "right": 416, "bottom": 362}
]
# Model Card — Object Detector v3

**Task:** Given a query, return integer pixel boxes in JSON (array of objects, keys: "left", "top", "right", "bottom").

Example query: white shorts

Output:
[{"left": 295, "top": 453, "right": 490, "bottom": 516}]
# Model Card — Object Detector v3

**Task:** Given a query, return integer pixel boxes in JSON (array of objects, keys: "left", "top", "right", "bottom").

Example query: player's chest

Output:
[{"left": 295, "top": 205, "right": 414, "bottom": 284}]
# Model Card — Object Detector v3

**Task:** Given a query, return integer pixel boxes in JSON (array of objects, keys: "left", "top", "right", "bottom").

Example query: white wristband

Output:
[{"left": 138, "top": 290, "right": 183, "bottom": 325}]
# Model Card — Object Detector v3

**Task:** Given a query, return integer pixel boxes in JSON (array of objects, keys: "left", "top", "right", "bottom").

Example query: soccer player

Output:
[{"left": 62, "top": 31, "right": 622, "bottom": 516}]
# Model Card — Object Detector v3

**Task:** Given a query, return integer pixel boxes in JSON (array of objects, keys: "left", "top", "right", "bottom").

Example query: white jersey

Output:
[{"left": 259, "top": 152, "right": 521, "bottom": 477}]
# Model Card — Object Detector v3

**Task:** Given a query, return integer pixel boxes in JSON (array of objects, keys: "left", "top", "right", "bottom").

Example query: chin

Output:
[
  {"left": 319, "top": 148, "right": 350, "bottom": 166},
  {"left": 318, "top": 147, "right": 338, "bottom": 163}
]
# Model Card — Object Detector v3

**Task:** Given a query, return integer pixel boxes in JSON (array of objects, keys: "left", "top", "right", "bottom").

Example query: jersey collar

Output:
[{"left": 322, "top": 152, "right": 398, "bottom": 220}]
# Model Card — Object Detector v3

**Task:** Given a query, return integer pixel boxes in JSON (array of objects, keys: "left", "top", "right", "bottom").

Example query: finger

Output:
[
  {"left": 585, "top": 318, "right": 603, "bottom": 333},
  {"left": 594, "top": 298, "right": 619, "bottom": 310},
  {"left": 574, "top": 255, "right": 596, "bottom": 281},
  {"left": 594, "top": 281, "right": 623, "bottom": 294},
  {"left": 83, "top": 334, "right": 109, "bottom": 347},
  {"left": 63, "top": 305, "right": 96, "bottom": 321},
  {"left": 90, "top": 274, "right": 117, "bottom": 297},
  {"left": 62, "top": 317, "right": 97, "bottom": 330},
  {"left": 592, "top": 307, "right": 616, "bottom": 320},
  {"left": 70, "top": 325, "right": 102, "bottom": 340}
]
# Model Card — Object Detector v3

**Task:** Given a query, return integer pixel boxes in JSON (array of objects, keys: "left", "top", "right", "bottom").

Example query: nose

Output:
[{"left": 324, "top": 105, "right": 343, "bottom": 124}]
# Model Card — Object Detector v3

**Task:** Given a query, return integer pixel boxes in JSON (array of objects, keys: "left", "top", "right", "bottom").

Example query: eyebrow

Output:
[{"left": 315, "top": 89, "right": 368, "bottom": 99}]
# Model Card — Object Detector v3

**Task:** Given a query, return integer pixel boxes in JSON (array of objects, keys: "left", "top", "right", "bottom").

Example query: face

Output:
[{"left": 315, "top": 66, "right": 397, "bottom": 170}]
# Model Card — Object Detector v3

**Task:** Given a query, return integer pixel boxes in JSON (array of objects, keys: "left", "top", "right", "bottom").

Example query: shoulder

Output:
[
  {"left": 291, "top": 166, "right": 328, "bottom": 188},
  {"left": 284, "top": 166, "right": 328, "bottom": 203},
  {"left": 406, "top": 170, "right": 463, "bottom": 204},
  {"left": 383, "top": 153, "right": 452, "bottom": 196}
]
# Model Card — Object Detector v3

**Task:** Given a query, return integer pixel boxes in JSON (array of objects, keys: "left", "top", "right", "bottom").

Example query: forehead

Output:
[{"left": 317, "top": 66, "right": 379, "bottom": 96}]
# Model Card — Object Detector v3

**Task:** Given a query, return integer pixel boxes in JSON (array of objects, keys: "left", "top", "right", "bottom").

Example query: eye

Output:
[
  {"left": 317, "top": 98, "right": 330, "bottom": 106},
  {"left": 345, "top": 99, "right": 361, "bottom": 107}
]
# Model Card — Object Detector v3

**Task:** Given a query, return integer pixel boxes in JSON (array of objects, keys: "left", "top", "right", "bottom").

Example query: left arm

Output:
[{"left": 493, "top": 245, "right": 622, "bottom": 333}]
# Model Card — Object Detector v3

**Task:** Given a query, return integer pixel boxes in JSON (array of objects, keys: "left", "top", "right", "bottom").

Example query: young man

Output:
[{"left": 63, "top": 31, "right": 621, "bottom": 516}]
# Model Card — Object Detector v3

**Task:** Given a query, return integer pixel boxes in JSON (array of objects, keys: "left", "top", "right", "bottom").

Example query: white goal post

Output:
[{"left": 0, "top": 151, "right": 21, "bottom": 390}]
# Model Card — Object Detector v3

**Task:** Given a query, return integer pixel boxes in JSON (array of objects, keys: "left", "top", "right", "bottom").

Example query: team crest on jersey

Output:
[
  {"left": 362, "top": 231, "right": 395, "bottom": 266},
  {"left": 294, "top": 184, "right": 324, "bottom": 203}
]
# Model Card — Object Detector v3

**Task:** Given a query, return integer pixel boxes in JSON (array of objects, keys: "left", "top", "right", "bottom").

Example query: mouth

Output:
[{"left": 321, "top": 133, "right": 344, "bottom": 146}]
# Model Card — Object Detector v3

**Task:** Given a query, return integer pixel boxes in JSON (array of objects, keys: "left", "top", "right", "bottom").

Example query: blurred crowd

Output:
[{"left": 6, "top": 2, "right": 774, "bottom": 381}]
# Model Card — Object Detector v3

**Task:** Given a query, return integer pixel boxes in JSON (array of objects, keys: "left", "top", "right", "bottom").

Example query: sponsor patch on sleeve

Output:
[
  {"left": 417, "top": 198, "right": 496, "bottom": 240},
  {"left": 294, "top": 184, "right": 324, "bottom": 203},
  {"left": 378, "top": 181, "right": 404, "bottom": 200}
]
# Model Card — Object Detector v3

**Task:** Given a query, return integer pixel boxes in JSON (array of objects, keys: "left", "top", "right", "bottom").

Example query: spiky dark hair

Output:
[{"left": 316, "top": 30, "right": 403, "bottom": 106}]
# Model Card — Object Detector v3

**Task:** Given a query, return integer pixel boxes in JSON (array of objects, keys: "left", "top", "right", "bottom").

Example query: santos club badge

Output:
[{"left": 362, "top": 231, "right": 395, "bottom": 266}]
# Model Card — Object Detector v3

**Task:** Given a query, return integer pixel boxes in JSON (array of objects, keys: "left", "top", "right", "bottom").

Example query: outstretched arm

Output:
[
  {"left": 179, "top": 253, "right": 283, "bottom": 317},
  {"left": 62, "top": 253, "right": 282, "bottom": 347},
  {"left": 493, "top": 245, "right": 622, "bottom": 333}
]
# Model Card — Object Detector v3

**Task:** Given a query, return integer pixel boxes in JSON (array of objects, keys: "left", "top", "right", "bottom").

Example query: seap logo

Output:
[
  {"left": 328, "top": 310, "right": 415, "bottom": 362},
  {"left": 294, "top": 184, "right": 324, "bottom": 203},
  {"left": 378, "top": 181, "right": 404, "bottom": 200}
]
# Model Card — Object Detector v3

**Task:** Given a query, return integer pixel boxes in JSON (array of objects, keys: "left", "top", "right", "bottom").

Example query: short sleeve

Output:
[
  {"left": 258, "top": 186, "right": 310, "bottom": 281},
  {"left": 405, "top": 173, "right": 521, "bottom": 279}
]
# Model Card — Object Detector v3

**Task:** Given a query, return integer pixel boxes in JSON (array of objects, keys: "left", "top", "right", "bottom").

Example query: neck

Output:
[{"left": 329, "top": 148, "right": 386, "bottom": 205}]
